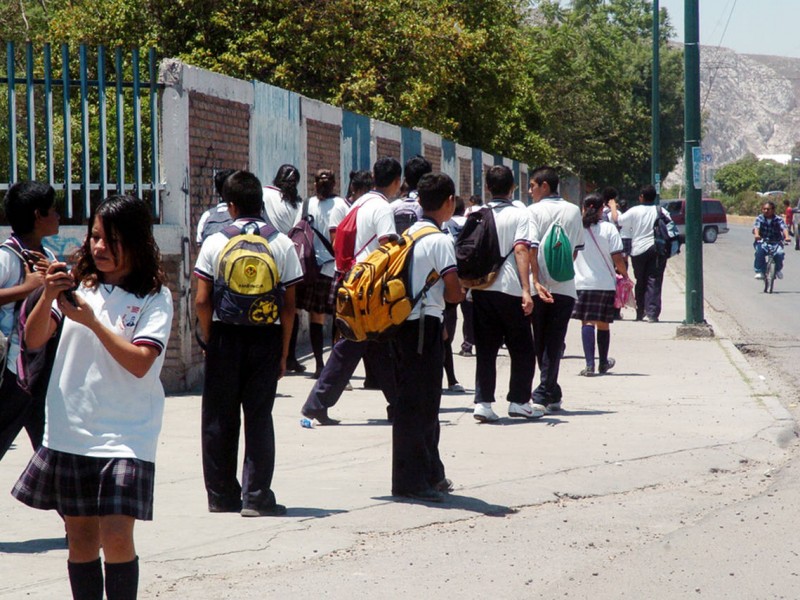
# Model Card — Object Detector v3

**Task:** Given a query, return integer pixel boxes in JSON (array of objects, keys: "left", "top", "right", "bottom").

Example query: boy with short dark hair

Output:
[
  {"left": 195, "top": 170, "right": 303, "bottom": 517},
  {"left": 0, "top": 181, "right": 59, "bottom": 460},
  {"left": 392, "top": 172, "right": 464, "bottom": 503}
]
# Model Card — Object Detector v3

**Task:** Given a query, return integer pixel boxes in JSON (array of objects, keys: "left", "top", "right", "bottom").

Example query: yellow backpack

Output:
[{"left": 335, "top": 225, "right": 442, "bottom": 342}]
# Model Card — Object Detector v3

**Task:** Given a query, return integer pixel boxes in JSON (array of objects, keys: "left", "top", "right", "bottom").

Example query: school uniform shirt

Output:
[
  {"left": 575, "top": 221, "right": 624, "bottom": 291},
  {"left": 481, "top": 200, "right": 532, "bottom": 297},
  {"left": 443, "top": 215, "right": 466, "bottom": 240},
  {"left": 196, "top": 203, "right": 230, "bottom": 245},
  {"left": 618, "top": 204, "right": 671, "bottom": 257},
  {"left": 528, "top": 197, "right": 584, "bottom": 299},
  {"left": 0, "top": 237, "right": 56, "bottom": 375},
  {"left": 194, "top": 218, "right": 304, "bottom": 324},
  {"left": 43, "top": 283, "right": 173, "bottom": 463},
  {"left": 305, "top": 195, "right": 349, "bottom": 278},
  {"left": 351, "top": 191, "right": 397, "bottom": 262},
  {"left": 405, "top": 219, "right": 457, "bottom": 322},
  {"left": 262, "top": 185, "right": 302, "bottom": 234}
]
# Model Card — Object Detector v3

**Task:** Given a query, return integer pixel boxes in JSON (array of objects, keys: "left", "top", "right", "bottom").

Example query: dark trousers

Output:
[
  {"left": 202, "top": 322, "right": 282, "bottom": 511},
  {"left": 392, "top": 317, "right": 445, "bottom": 494},
  {"left": 631, "top": 247, "right": 666, "bottom": 319},
  {"left": 531, "top": 294, "right": 575, "bottom": 406},
  {"left": 443, "top": 303, "right": 458, "bottom": 386},
  {"left": 302, "top": 338, "right": 398, "bottom": 413},
  {"left": 0, "top": 367, "right": 45, "bottom": 461},
  {"left": 472, "top": 290, "right": 534, "bottom": 405}
]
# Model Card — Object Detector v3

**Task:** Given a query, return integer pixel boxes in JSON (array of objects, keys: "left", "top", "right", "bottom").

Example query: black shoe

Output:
[
  {"left": 301, "top": 408, "right": 340, "bottom": 426},
  {"left": 434, "top": 478, "right": 454, "bottom": 493},
  {"left": 598, "top": 358, "right": 616, "bottom": 374},
  {"left": 286, "top": 359, "right": 306, "bottom": 373},
  {"left": 310, "top": 367, "right": 322, "bottom": 380},
  {"left": 393, "top": 488, "right": 445, "bottom": 503},
  {"left": 386, "top": 404, "right": 394, "bottom": 423},
  {"left": 241, "top": 504, "right": 287, "bottom": 517},
  {"left": 643, "top": 316, "right": 659, "bottom": 323},
  {"left": 208, "top": 498, "right": 243, "bottom": 513}
]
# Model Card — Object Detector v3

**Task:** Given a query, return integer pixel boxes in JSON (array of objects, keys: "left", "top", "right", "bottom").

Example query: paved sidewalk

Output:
[{"left": 0, "top": 266, "right": 795, "bottom": 599}]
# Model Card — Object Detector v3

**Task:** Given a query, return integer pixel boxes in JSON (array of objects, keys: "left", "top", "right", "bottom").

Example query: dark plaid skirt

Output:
[
  {"left": 11, "top": 446, "right": 156, "bottom": 520},
  {"left": 297, "top": 275, "right": 335, "bottom": 314},
  {"left": 571, "top": 289, "right": 616, "bottom": 323}
]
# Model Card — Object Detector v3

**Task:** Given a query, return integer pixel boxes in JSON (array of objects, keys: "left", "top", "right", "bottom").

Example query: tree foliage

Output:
[{"left": 1, "top": 0, "right": 684, "bottom": 189}]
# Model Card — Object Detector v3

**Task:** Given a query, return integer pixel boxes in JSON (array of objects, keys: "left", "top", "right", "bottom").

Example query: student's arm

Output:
[
  {"left": 195, "top": 278, "right": 213, "bottom": 349},
  {"left": 529, "top": 246, "right": 554, "bottom": 304},
  {"left": 0, "top": 260, "right": 45, "bottom": 307},
  {"left": 514, "top": 242, "right": 534, "bottom": 315},
  {"left": 24, "top": 263, "right": 70, "bottom": 350},
  {"left": 442, "top": 271, "right": 465, "bottom": 304},
  {"left": 612, "top": 252, "right": 629, "bottom": 279},
  {"left": 60, "top": 292, "right": 160, "bottom": 378},
  {"left": 278, "top": 285, "right": 296, "bottom": 379}
]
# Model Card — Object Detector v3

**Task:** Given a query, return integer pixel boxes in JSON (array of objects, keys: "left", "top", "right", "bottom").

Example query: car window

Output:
[
  {"left": 664, "top": 201, "right": 682, "bottom": 215},
  {"left": 703, "top": 201, "right": 725, "bottom": 215}
]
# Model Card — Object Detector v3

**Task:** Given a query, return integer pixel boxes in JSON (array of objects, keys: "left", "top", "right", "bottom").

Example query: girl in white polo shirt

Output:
[{"left": 13, "top": 195, "right": 173, "bottom": 600}]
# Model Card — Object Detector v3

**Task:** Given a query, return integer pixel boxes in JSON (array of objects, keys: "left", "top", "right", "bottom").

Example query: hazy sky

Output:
[{"left": 658, "top": 0, "right": 800, "bottom": 58}]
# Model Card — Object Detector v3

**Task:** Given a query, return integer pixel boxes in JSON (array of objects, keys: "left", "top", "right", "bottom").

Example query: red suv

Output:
[{"left": 662, "top": 198, "right": 729, "bottom": 244}]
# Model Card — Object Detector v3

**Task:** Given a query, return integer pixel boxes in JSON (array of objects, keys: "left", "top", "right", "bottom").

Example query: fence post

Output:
[
  {"left": 7, "top": 42, "right": 17, "bottom": 184},
  {"left": 98, "top": 45, "right": 108, "bottom": 200},
  {"left": 62, "top": 43, "right": 73, "bottom": 218},
  {"left": 25, "top": 43, "right": 35, "bottom": 180}
]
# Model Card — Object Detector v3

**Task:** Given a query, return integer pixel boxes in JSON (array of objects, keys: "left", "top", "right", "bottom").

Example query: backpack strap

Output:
[{"left": 302, "top": 198, "right": 337, "bottom": 258}]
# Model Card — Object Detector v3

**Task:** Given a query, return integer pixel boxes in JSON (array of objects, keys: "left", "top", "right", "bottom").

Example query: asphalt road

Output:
[{"left": 671, "top": 222, "right": 800, "bottom": 405}]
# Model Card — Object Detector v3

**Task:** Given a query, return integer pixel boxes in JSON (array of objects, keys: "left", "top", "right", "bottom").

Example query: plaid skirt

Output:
[
  {"left": 297, "top": 275, "right": 335, "bottom": 314},
  {"left": 571, "top": 289, "right": 616, "bottom": 323},
  {"left": 11, "top": 446, "right": 156, "bottom": 520}
]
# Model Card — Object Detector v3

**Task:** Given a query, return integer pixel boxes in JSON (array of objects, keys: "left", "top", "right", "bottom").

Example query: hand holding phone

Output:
[{"left": 53, "top": 266, "right": 78, "bottom": 307}]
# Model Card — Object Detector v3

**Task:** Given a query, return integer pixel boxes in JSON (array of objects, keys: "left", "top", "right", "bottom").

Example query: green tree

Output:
[{"left": 715, "top": 154, "right": 760, "bottom": 195}]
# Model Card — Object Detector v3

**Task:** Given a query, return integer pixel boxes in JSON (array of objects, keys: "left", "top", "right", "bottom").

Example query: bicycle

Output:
[{"left": 760, "top": 240, "right": 783, "bottom": 293}]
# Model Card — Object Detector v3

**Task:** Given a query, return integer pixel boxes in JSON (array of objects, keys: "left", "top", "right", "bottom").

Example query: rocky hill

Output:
[{"left": 666, "top": 46, "right": 800, "bottom": 187}]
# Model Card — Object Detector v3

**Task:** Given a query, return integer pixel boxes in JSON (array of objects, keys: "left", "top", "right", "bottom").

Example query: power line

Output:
[{"left": 701, "top": 0, "right": 739, "bottom": 112}]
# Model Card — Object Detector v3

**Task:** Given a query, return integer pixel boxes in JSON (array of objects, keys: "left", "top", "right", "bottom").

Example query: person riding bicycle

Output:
[{"left": 753, "top": 201, "right": 790, "bottom": 280}]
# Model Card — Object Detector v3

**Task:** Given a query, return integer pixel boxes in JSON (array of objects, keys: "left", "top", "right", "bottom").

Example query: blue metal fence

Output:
[{"left": 1, "top": 42, "right": 163, "bottom": 221}]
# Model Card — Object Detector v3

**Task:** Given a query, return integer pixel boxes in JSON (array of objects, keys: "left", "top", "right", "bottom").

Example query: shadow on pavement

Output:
[
  {"left": 373, "top": 494, "right": 514, "bottom": 516},
  {"left": 285, "top": 507, "right": 348, "bottom": 518},
  {"left": 0, "top": 537, "right": 66, "bottom": 554}
]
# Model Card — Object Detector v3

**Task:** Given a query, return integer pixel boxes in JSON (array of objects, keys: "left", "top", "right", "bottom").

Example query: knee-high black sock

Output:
[
  {"left": 288, "top": 315, "right": 300, "bottom": 363},
  {"left": 309, "top": 322, "right": 324, "bottom": 370},
  {"left": 581, "top": 325, "right": 596, "bottom": 368},
  {"left": 597, "top": 329, "right": 611, "bottom": 363},
  {"left": 68, "top": 558, "right": 103, "bottom": 600},
  {"left": 105, "top": 556, "right": 139, "bottom": 600},
  {"left": 443, "top": 342, "right": 457, "bottom": 387}
]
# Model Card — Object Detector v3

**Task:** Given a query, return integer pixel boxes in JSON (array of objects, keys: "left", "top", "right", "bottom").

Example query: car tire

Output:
[{"left": 702, "top": 226, "right": 718, "bottom": 244}]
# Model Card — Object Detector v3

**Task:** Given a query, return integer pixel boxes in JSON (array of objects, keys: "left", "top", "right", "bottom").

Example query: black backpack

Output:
[
  {"left": 199, "top": 206, "right": 233, "bottom": 244},
  {"left": 393, "top": 199, "right": 420, "bottom": 234},
  {"left": 653, "top": 207, "right": 680, "bottom": 258},
  {"left": 455, "top": 206, "right": 511, "bottom": 289}
]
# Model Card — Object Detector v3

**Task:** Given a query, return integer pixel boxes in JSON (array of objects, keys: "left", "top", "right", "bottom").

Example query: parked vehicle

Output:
[{"left": 661, "top": 198, "right": 729, "bottom": 244}]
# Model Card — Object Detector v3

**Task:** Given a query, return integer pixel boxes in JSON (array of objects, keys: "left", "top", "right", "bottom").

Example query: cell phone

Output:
[{"left": 53, "top": 266, "right": 78, "bottom": 307}]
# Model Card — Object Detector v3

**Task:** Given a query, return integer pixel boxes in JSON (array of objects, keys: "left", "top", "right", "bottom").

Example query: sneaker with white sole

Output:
[
  {"left": 754, "top": 272, "right": 764, "bottom": 280},
  {"left": 508, "top": 401, "right": 545, "bottom": 419},
  {"left": 777, "top": 270, "right": 784, "bottom": 279},
  {"left": 544, "top": 402, "right": 562, "bottom": 414},
  {"left": 447, "top": 383, "right": 465, "bottom": 393},
  {"left": 473, "top": 402, "right": 500, "bottom": 423}
]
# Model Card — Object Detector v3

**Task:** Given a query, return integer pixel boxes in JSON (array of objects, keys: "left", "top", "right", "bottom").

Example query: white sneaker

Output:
[
  {"left": 508, "top": 401, "right": 545, "bottom": 419},
  {"left": 777, "top": 270, "right": 784, "bottom": 279},
  {"left": 473, "top": 402, "right": 500, "bottom": 423},
  {"left": 448, "top": 383, "right": 465, "bottom": 393},
  {"left": 754, "top": 272, "right": 764, "bottom": 280},
  {"left": 544, "top": 402, "right": 562, "bottom": 414}
]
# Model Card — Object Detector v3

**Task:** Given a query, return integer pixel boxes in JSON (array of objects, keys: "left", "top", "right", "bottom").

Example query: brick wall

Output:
[
  {"left": 423, "top": 144, "right": 442, "bottom": 172},
  {"left": 160, "top": 255, "right": 185, "bottom": 392},
  {"left": 306, "top": 119, "right": 342, "bottom": 196},
  {"left": 376, "top": 138, "right": 401, "bottom": 161},
  {"left": 459, "top": 158, "right": 472, "bottom": 198}
]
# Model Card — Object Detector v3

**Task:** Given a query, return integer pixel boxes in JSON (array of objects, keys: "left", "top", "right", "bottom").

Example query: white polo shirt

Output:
[
  {"left": 618, "top": 204, "right": 670, "bottom": 256},
  {"left": 43, "top": 284, "right": 173, "bottom": 463},
  {"left": 194, "top": 218, "right": 304, "bottom": 324},
  {"left": 576, "top": 221, "right": 624, "bottom": 291},
  {"left": 350, "top": 191, "right": 397, "bottom": 262},
  {"left": 474, "top": 200, "right": 532, "bottom": 297},
  {"left": 529, "top": 197, "right": 584, "bottom": 299},
  {"left": 405, "top": 220, "right": 457, "bottom": 321},
  {"left": 305, "top": 195, "right": 349, "bottom": 278},
  {"left": 262, "top": 185, "right": 301, "bottom": 234}
]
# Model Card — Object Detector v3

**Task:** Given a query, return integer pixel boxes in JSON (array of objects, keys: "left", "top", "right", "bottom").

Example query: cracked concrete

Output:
[{"left": 1, "top": 265, "right": 797, "bottom": 598}]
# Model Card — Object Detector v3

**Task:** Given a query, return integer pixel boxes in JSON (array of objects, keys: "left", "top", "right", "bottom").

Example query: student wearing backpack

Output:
[
  {"left": 0, "top": 181, "right": 59, "bottom": 461},
  {"left": 390, "top": 155, "right": 431, "bottom": 233},
  {"left": 617, "top": 185, "right": 671, "bottom": 323},
  {"left": 392, "top": 173, "right": 465, "bottom": 502},
  {"left": 301, "top": 157, "right": 402, "bottom": 425},
  {"left": 468, "top": 165, "right": 539, "bottom": 423},
  {"left": 196, "top": 168, "right": 236, "bottom": 247},
  {"left": 295, "top": 169, "right": 348, "bottom": 378},
  {"left": 528, "top": 166, "right": 584, "bottom": 413},
  {"left": 195, "top": 170, "right": 303, "bottom": 517},
  {"left": 13, "top": 195, "right": 172, "bottom": 600},
  {"left": 263, "top": 164, "right": 306, "bottom": 372}
]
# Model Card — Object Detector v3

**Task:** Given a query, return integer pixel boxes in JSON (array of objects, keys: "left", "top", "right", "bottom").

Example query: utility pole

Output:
[
  {"left": 679, "top": 0, "right": 712, "bottom": 336},
  {"left": 652, "top": 0, "right": 660, "bottom": 199}
]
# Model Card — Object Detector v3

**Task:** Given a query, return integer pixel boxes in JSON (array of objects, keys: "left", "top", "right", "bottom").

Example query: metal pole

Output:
[
  {"left": 684, "top": 0, "right": 705, "bottom": 325},
  {"left": 652, "top": 0, "right": 661, "bottom": 199}
]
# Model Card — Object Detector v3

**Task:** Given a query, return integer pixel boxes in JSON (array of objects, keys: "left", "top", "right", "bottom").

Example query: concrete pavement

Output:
[{"left": 0, "top": 263, "right": 797, "bottom": 599}]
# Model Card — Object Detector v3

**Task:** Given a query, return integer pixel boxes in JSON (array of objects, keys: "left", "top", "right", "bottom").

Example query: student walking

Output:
[
  {"left": 195, "top": 171, "right": 303, "bottom": 517},
  {"left": 572, "top": 194, "right": 629, "bottom": 376},
  {"left": 392, "top": 172, "right": 464, "bottom": 503},
  {"left": 12, "top": 195, "right": 173, "bottom": 600}
]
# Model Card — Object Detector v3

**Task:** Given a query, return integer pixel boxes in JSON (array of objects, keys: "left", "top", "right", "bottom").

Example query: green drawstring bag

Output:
[{"left": 542, "top": 221, "right": 574, "bottom": 282}]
